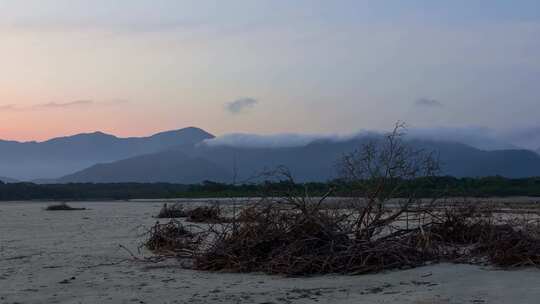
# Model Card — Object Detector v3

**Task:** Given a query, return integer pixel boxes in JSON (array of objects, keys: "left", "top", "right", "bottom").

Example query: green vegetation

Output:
[{"left": 1, "top": 176, "right": 540, "bottom": 201}]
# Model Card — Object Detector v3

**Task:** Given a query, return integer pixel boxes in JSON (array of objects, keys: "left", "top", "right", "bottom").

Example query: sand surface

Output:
[{"left": 1, "top": 201, "right": 540, "bottom": 304}]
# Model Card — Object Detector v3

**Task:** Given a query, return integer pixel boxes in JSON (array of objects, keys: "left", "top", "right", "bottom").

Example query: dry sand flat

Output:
[{"left": 1, "top": 201, "right": 540, "bottom": 304}]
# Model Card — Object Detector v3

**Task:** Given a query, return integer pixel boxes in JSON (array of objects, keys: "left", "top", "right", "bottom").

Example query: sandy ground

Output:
[{"left": 1, "top": 201, "right": 540, "bottom": 304}]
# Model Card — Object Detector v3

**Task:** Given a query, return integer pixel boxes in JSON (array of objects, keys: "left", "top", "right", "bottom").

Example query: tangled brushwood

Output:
[
  {"left": 155, "top": 203, "right": 229, "bottom": 223},
  {"left": 156, "top": 203, "right": 188, "bottom": 218},
  {"left": 186, "top": 205, "right": 228, "bottom": 223},
  {"left": 145, "top": 220, "right": 204, "bottom": 257},
  {"left": 194, "top": 201, "right": 433, "bottom": 275},
  {"left": 144, "top": 123, "right": 540, "bottom": 275},
  {"left": 145, "top": 200, "right": 540, "bottom": 275}
]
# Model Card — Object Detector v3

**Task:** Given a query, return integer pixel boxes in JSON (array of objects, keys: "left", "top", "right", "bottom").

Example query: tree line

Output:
[{"left": 1, "top": 176, "right": 540, "bottom": 201}]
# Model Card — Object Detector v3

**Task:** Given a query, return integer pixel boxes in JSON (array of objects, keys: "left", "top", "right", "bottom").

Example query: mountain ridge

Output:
[
  {"left": 0, "top": 127, "right": 213, "bottom": 180},
  {"left": 56, "top": 137, "right": 540, "bottom": 184},
  {"left": 1, "top": 127, "right": 212, "bottom": 144},
  {"left": 3, "top": 127, "right": 540, "bottom": 183}
]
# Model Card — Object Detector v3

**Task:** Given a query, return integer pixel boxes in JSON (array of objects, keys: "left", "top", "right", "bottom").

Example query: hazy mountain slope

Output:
[
  {"left": 58, "top": 140, "right": 357, "bottom": 183},
  {"left": 186, "top": 139, "right": 362, "bottom": 182},
  {"left": 0, "top": 176, "right": 19, "bottom": 183},
  {"left": 412, "top": 140, "right": 540, "bottom": 178},
  {"left": 58, "top": 150, "right": 231, "bottom": 183},
  {"left": 0, "top": 127, "right": 213, "bottom": 180},
  {"left": 192, "top": 139, "right": 540, "bottom": 181},
  {"left": 59, "top": 138, "right": 540, "bottom": 183}
]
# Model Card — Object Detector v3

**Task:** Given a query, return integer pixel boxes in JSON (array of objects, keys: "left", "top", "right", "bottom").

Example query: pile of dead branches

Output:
[
  {"left": 194, "top": 201, "right": 434, "bottom": 275},
  {"left": 154, "top": 203, "right": 230, "bottom": 223},
  {"left": 45, "top": 203, "right": 86, "bottom": 211},
  {"left": 156, "top": 203, "right": 188, "bottom": 218},
  {"left": 186, "top": 205, "right": 230, "bottom": 223},
  {"left": 144, "top": 220, "right": 203, "bottom": 257},
  {"left": 144, "top": 196, "right": 540, "bottom": 276},
  {"left": 189, "top": 202, "right": 540, "bottom": 275},
  {"left": 416, "top": 203, "right": 540, "bottom": 267}
]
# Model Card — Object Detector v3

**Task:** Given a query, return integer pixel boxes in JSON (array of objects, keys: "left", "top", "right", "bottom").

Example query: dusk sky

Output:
[{"left": 1, "top": 0, "right": 539, "bottom": 143}]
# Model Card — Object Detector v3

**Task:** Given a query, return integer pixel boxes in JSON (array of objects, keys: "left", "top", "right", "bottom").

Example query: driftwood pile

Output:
[
  {"left": 156, "top": 203, "right": 228, "bottom": 223},
  {"left": 156, "top": 203, "right": 188, "bottom": 218},
  {"left": 45, "top": 203, "right": 86, "bottom": 211},
  {"left": 145, "top": 200, "right": 540, "bottom": 275},
  {"left": 145, "top": 220, "right": 203, "bottom": 258},
  {"left": 186, "top": 205, "right": 226, "bottom": 223}
]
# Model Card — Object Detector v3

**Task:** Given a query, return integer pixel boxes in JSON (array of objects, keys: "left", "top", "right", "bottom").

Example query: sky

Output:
[{"left": 1, "top": 0, "right": 540, "bottom": 147}]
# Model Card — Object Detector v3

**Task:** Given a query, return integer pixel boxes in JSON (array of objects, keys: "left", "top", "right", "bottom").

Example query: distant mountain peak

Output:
[
  {"left": 150, "top": 127, "right": 214, "bottom": 138},
  {"left": 43, "top": 131, "right": 118, "bottom": 144},
  {"left": 79, "top": 131, "right": 118, "bottom": 139},
  {"left": 89, "top": 131, "right": 112, "bottom": 136}
]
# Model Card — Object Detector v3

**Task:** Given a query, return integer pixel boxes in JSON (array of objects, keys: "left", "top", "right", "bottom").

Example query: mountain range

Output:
[
  {"left": 2, "top": 127, "right": 540, "bottom": 183},
  {"left": 0, "top": 127, "right": 212, "bottom": 180}
]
